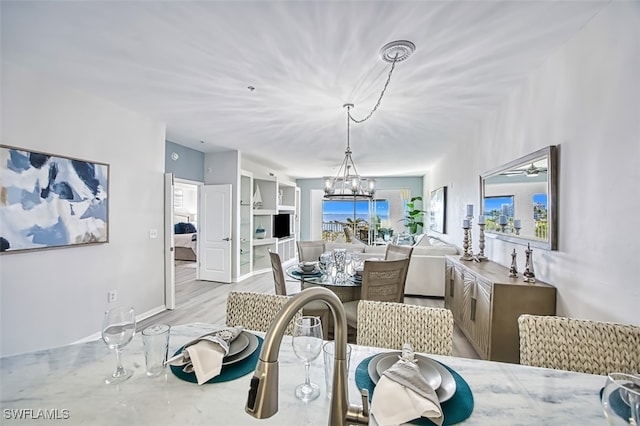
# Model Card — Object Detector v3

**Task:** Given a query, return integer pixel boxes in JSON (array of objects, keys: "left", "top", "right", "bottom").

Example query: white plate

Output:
[
  {"left": 226, "top": 332, "right": 250, "bottom": 358},
  {"left": 375, "top": 353, "right": 442, "bottom": 390},
  {"left": 368, "top": 351, "right": 457, "bottom": 402},
  {"left": 222, "top": 332, "right": 259, "bottom": 366}
]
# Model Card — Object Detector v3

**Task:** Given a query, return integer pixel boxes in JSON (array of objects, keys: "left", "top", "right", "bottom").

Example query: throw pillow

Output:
[{"left": 415, "top": 235, "right": 432, "bottom": 246}]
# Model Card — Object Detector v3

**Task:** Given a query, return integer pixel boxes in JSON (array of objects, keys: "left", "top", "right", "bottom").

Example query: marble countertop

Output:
[{"left": 1, "top": 323, "right": 607, "bottom": 425}]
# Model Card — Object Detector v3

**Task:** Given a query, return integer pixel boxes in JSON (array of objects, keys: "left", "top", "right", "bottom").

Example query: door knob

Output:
[{"left": 223, "top": 237, "right": 231, "bottom": 241}]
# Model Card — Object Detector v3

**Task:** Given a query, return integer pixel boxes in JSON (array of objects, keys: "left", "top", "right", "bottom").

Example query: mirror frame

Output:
[{"left": 479, "top": 145, "right": 558, "bottom": 250}]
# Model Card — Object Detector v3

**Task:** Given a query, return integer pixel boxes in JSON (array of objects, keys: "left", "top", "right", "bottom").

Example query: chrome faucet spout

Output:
[{"left": 245, "top": 287, "right": 368, "bottom": 425}]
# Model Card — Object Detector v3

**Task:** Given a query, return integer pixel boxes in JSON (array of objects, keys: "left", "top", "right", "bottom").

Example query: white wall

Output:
[
  {"left": 0, "top": 64, "right": 167, "bottom": 356},
  {"left": 428, "top": 3, "right": 640, "bottom": 326}
]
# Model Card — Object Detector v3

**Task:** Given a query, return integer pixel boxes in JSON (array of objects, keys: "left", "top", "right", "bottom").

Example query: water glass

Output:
[
  {"left": 323, "top": 341, "right": 352, "bottom": 400},
  {"left": 334, "top": 249, "right": 346, "bottom": 273},
  {"left": 142, "top": 324, "right": 171, "bottom": 377},
  {"left": 601, "top": 372, "right": 640, "bottom": 425},
  {"left": 319, "top": 252, "right": 332, "bottom": 273}
]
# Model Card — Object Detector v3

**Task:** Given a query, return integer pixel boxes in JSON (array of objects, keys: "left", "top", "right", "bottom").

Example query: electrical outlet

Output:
[
  {"left": 108, "top": 290, "right": 117, "bottom": 303},
  {"left": 149, "top": 228, "right": 158, "bottom": 239}
]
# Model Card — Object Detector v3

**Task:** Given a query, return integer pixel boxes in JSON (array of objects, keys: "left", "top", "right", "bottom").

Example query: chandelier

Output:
[{"left": 323, "top": 40, "right": 415, "bottom": 199}]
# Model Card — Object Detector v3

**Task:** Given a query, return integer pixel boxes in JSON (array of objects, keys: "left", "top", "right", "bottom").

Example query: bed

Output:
[{"left": 174, "top": 219, "right": 197, "bottom": 261}]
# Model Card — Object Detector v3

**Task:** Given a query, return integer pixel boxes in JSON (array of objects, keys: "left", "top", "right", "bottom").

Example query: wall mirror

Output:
[{"left": 479, "top": 145, "right": 557, "bottom": 250}]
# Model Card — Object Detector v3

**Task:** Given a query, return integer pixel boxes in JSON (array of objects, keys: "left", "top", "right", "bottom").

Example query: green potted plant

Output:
[{"left": 401, "top": 196, "right": 426, "bottom": 235}]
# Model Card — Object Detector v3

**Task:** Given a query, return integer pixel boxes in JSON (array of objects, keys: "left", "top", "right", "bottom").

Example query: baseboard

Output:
[{"left": 404, "top": 294, "right": 445, "bottom": 299}]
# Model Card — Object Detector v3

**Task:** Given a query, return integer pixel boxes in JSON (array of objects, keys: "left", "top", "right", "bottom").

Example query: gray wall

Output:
[
  {"left": 427, "top": 3, "right": 639, "bottom": 326},
  {"left": 1, "top": 63, "right": 167, "bottom": 356},
  {"left": 165, "top": 140, "right": 204, "bottom": 182}
]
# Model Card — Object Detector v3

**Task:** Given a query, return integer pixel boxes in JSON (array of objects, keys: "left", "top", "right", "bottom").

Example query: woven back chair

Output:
[
  {"left": 518, "top": 314, "right": 640, "bottom": 375},
  {"left": 385, "top": 243, "right": 414, "bottom": 261},
  {"left": 268, "top": 250, "right": 330, "bottom": 337},
  {"left": 356, "top": 300, "right": 454, "bottom": 356},
  {"left": 343, "top": 258, "right": 411, "bottom": 329},
  {"left": 226, "top": 291, "right": 301, "bottom": 335},
  {"left": 296, "top": 240, "right": 325, "bottom": 262}
]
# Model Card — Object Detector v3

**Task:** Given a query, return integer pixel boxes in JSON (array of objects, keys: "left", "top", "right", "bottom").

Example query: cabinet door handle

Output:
[{"left": 470, "top": 297, "right": 476, "bottom": 321}]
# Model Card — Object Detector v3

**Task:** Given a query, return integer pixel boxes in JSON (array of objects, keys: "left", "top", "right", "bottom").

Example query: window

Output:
[{"left": 321, "top": 199, "right": 389, "bottom": 242}]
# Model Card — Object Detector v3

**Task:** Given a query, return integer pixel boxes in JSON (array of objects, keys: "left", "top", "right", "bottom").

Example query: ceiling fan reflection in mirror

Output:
[{"left": 501, "top": 161, "right": 548, "bottom": 177}]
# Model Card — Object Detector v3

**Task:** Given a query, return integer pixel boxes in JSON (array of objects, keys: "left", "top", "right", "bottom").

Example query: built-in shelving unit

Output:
[
  {"left": 238, "top": 171, "right": 299, "bottom": 276},
  {"left": 239, "top": 173, "right": 253, "bottom": 278}
]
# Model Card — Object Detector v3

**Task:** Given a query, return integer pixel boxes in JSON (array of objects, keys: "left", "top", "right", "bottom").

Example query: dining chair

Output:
[
  {"left": 296, "top": 240, "right": 325, "bottom": 262},
  {"left": 343, "top": 258, "right": 410, "bottom": 329},
  {"left": 225, "top": 291, "right": 301, "bottom": 335},
  {"left": 268, "top": 250, "right": 331, "bottom": 338},
  {"left": 518, "top": 314, "right": 640, "bottom": 375},
  {"left": 384, "top": 243, "right": 414, "bottom": 261},
  {"left": 356, "top": 300, "right": 454, "bottom": 356}
]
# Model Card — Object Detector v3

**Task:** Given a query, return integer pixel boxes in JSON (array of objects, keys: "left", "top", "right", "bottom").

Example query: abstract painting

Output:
[
  {"left": 0, "top": 145, "right": 109, "bottom": 253},
  {"left": 429, "top": 186, "right": 447, "bottom": 234}
]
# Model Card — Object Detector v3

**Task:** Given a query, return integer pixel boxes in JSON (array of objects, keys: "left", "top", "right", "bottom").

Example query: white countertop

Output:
[{"left": 1, "top": 322, "right": 607, "bottom": 425}]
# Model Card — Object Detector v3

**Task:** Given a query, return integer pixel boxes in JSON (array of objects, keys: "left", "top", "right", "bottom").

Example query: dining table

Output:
[
  {"left": 0, "top": 322, "right": 608, "bottom": 425},
  {"left": 286, "top": 263, "right": 362, "bottom": 302}
]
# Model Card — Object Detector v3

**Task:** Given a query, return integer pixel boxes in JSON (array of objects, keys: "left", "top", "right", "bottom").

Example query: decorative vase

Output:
[{"left": 255, "top": 224, "right": 266, "bottom": 239}]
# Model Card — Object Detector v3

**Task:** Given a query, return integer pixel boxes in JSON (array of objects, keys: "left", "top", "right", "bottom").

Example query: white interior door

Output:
[
  {"left": 164, "top": 173, "right": 176, "bottom": 309},
  {"left": 198, "top": 184, "right": 232, "bottom": 283}
]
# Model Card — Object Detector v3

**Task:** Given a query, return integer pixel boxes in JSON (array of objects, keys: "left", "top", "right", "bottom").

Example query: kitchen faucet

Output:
[{"left": 245, "top": 287, "right": 369, "bottom": 425}]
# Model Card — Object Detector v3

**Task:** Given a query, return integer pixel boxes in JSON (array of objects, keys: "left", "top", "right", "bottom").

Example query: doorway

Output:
[{"left": 172, "top": 178, "right": 201, "bottom": 292}]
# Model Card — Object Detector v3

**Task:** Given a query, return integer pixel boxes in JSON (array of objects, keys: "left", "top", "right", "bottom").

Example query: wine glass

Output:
[
  {"left": 292, "top": 316, "right": 323, "bottom": 401},
  {"left": 102, "top": 306, "right": 136, "bottom": 384},
  {"left": 601, "top": 372, "right": 640, "bottom": 425}
]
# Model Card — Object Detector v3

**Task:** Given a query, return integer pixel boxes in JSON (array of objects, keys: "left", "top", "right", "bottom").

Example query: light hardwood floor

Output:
[{"left": 138, "top": 261, "right": 480, "bottom": 360}]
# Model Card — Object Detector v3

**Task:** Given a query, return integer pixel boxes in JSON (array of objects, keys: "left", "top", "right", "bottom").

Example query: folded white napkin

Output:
[
  {"left": 167, "top": 326, "right": 243, "bottom": 385},
  {"left": 371, "top": 345, "right": 443, "bottom": 426}
]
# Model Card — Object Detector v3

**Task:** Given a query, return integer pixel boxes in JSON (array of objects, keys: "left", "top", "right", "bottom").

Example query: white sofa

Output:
[{"left": 324, "top": 235, "right": 458, "bottom": 297}]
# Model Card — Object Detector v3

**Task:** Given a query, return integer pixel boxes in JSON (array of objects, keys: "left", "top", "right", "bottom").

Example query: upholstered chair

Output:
[
  {"left": 518, "top": 314, "right": 640, "bottom": 375},
  {"left": 225, "top": 291, "right": 301, "bottom": 335},
  {"left": 268, "top": 250, "right": 330, "bottom": 337},
  {"left": 296, "top": 240, "right": 325, "bottom": 262},
  {"left": 384, "top": 243, "right": 414, "bottom": 261},
  {"left": 343, "top": 258, "right": 410, "bottom": 330},
  {"left": 356, "top": 300, "right": 454, "bottom": 356}
]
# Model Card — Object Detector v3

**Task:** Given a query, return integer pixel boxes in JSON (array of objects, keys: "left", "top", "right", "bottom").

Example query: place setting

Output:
[
  {"left": 166, "top": 326, "right": 263, "bottom": 385},
  {"left": 355, "top": 343, "right": 474, "bottom": 425},
  {"left": 290, "top": 261, "right": 323, "bottom": 279}
]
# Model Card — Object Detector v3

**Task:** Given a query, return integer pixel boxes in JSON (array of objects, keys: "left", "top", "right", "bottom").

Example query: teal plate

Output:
[
  {"left": 170, "top": 335, "right": 263, "bottom": 384},
  {"left": 355, "top": 355, "right": 474, "bottom": 425},
  {"left": 290, "top": 270, "right": 323, "bottom": 278}
]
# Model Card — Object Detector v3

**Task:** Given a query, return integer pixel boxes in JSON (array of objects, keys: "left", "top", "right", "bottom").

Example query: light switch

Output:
[{"left": 149, "top": 229, "right": 158, "bottom": 238}]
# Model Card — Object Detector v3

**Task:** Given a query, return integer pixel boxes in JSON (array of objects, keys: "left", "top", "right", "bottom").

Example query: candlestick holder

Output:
[
  {"left": 460, "top": 222, "right": 474, "bottom": 261},
  {"left": 499, "top": 223, "right": 507, "bottom": 233},
  {"left": 523, "top": 243, "right": 536, "bottom": 283},
  {"left": 509, "top": 249, "right": 518, "bottom": 277},
  {"left": 514, "top": 224, "right": 521, "bottom": 235},
  {"left": 467, "top": 215, "right": 473, "bottom": 258},
  {"left": 476, "top": 223, "right": 488, "bottom": 262}
]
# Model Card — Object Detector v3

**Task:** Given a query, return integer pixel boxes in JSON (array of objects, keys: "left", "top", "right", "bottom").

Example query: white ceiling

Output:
[{"left": 1, "top": 1, "right": 605, "bottom": 178}]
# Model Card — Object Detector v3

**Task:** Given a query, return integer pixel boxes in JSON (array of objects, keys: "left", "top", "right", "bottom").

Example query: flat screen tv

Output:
[{"left": 273, "top": 213, "right": 291, "bottom": 238}]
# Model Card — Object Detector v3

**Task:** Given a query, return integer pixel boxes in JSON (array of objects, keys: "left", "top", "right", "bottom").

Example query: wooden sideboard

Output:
[{"left": 444, "top": 255, "right": 557, "bottom": 364}]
